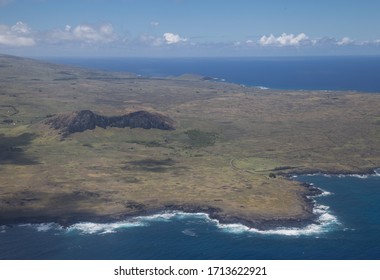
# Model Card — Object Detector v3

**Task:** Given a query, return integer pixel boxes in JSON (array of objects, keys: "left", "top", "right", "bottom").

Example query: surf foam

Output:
[
  {"left": 215, "top": 203, "right": 339, "bottom": 237},
  {"left": 67, "top": 220, "right": 147, "bottom": 234},
  {"left": 302, "top": 171, "right": 380, "bottom": 179},
  {"left": 12, "top": 206, "right": 340, "bottom": 237}
]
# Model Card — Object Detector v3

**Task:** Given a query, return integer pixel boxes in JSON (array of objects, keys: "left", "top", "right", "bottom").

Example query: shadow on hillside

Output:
[{"left": 0, "top": 133, "right": 39, "bottom": 165}]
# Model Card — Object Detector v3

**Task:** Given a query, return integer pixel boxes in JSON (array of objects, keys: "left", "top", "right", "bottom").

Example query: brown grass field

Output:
[{"left": 1, "top": 54, "right": 380, "bottom": 228}]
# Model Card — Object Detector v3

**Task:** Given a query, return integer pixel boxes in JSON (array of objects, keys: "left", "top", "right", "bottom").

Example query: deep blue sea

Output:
[
  {"left": 1, "top": 57, "right": 380, "bottom": 260},
  {"left": 41, "top": 56, "right": 380, "bottom": 92}
]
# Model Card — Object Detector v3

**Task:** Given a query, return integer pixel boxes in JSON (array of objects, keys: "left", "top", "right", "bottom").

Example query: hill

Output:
[
  {"left": 44, "top": 110, "right": 175, "bottom": 138},
  {"left": 1, "top": 54, "right": 380, "bottom": 228}
]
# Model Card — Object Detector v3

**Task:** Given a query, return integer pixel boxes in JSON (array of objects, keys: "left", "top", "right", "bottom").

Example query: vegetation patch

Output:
[
  {"left": 185, "top": 129, "right": 218, "bottom": 147},
  {"left": 124, "top": 158, "right": 178, "bottom": 172},
  {"left": 126, "top": 139, "right": 164, "bottom": 147}
]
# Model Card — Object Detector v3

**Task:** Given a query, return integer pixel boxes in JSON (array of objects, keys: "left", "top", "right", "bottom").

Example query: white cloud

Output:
[
  {"left": 150, "top": 21, "right": 160, "bottom": 27},
  {"left": 48, "top": 23, "right": 117, "bottom": 44},
  {"left": 163, "top": 32, "right": 187, "bottom": 44},
  {"left": 73, "top": 24, "right": 116, "bottom": 43},
  {"left": 138, "top": 33, "right": 163, "bottom": 46},
  {"left": 137, "top": 32, "right": 188, "bottom": 47},
  {"left": 259, "top": 33, "right": 309, "bottom": 46},
  {"left": 337, "top": 37, "right": 353, "bottom": 46},
  {"left": 259, "top": 34, "right": 277, "bottom": 46},
  {"left": 0, "top": 21, "right": 35, "bottom": 47},
  {"left": 10, "top": 21, "right": 31, "bottom": 34}
]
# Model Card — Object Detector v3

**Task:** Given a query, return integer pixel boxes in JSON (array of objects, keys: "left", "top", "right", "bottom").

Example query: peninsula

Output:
[{"left": 1, "top": 54, "right": 380, "bottom": 229}]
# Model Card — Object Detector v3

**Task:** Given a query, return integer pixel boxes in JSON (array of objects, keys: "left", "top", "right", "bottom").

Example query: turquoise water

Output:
[{"left": 1, "top": 174, "right": 379, "bottom": 260}]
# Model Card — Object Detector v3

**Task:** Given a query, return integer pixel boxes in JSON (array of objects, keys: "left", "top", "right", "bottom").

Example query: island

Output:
[{"left": 1, "top": 54, "right": 379, "bottom": 229}]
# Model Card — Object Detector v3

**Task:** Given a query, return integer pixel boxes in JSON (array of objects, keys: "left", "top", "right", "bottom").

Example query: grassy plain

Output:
[{"left": 1, "top": 54, "right": 380, "bottom": 228}]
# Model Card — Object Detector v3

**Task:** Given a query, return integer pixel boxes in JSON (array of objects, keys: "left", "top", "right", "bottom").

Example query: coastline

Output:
[
  {"left": 1, "top": 55, "right": 380, "bottom": 236},
  {"left": 1, "top": 168, "right": 379, "bottom": 233},
  {"left": 0, "top": 174, "right": 330, "bottom": 231},
  {"left": 3, "top": 168, "right": 379, "bottom": 231}
]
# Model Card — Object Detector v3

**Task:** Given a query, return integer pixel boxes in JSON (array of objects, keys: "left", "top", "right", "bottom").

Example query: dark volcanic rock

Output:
[{"left": 44, "top": 110, "right": 175, "bottom": 137}]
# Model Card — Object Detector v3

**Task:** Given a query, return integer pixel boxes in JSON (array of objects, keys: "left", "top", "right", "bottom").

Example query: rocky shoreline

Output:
[
  {"left": 0, "top": 176, "right": 325, "bottom": 231},
  {"left": 2, "top": 169, "right": 379, "bottom": 230}
]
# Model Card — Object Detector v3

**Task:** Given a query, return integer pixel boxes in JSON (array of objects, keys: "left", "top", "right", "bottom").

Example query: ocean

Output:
[
  {"left": 1, "top": 57, "right": 380, "bottom": 260},
  {"left": 1, "top": 174, "right": 380, "bottom": 260},
  {"left": 41, "top": 56, "right": 380, "bottom": 92}
]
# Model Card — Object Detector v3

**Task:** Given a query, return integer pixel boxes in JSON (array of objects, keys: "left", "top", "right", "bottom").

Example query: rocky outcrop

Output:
[{"left": 44, "top": 110, "right": 175, "bottom": 137}]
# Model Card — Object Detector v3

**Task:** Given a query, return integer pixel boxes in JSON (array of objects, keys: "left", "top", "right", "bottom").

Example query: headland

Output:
[{"left": 1, "top": 54, "right": 380, "bottom": 229}]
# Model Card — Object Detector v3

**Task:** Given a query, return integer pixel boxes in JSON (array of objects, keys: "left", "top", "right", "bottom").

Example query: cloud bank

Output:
[
  {"left": 0, "top": 21, "right": 35, "bottom": 46},
  {"left": 48, "top": 23, "right": 117, "bottom": 43},
  {"left": 1, "top": 20, "right": 380, "bottom": 56},
  {"left": 259, "top": 33, "right": 309, "bottom": 46},
  {"left": 138, "top": 32, "right": 188, "bottom": 46}
]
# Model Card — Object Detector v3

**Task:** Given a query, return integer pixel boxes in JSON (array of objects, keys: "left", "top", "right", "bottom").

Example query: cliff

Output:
[{"left": 44, "top": 110, "right": 175, "bottom": 137}]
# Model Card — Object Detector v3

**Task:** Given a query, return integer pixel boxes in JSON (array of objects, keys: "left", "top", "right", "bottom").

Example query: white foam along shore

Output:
[
  {"left": 292, "top": 168, "right": 380, "bottom": 179},
  {"left": 11, "top": 194, "right": 339, "bottom": 236},
  {"left": 8, "top": 172, "right": 367, "bottom": 236}
]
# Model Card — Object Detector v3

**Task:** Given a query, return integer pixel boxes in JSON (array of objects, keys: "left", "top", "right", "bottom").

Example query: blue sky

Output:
[{"left": 1, "top": 0, "right": 380, "bottom": 57}]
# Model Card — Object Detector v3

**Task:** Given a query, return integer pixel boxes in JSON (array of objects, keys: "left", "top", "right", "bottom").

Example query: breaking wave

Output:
[
  {"left": 7, "top": 180, "right": 344, "bottom": 237},
  {"left": 255, "top": 86, "right": 270, "bottom": 90},
  {"left": 0, "top": 225, "right": 7, "bottom": 233},
  {"left": 12, "top": 200, "right": 339, "bottom": 237},
  {"left": 217, "top": 204, "right": 339, "bottom": 236},
  {"left": 67, "top": 220, "right": 146, "bottom": 234},
  {"left": 294, "top": 170, "right": 380, "bottom": 179}
]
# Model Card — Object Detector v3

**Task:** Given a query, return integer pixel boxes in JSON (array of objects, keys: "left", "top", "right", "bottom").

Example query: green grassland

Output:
[{"left": 1, "top": 54, "right": 380, "bottom": 227}]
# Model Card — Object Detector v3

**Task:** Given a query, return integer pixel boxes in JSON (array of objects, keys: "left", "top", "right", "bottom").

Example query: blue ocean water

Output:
[
  {"left": 1, "top": 174, "right": 379, "bottom": 260},
  {"left": 41, "top": 56, "right": 380, "bottom": 92},
  {"left": 1, "top": 57, "right": 380, "bottom": 260}
]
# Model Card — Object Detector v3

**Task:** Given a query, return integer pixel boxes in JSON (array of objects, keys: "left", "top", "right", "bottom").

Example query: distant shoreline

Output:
[{"left": 37, "top": 56, "right": 380, "bottom": 93}]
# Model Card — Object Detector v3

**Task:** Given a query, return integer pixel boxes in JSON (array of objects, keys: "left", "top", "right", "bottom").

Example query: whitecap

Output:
[
  {"left": 66, "top": 220, "right": 146, "bottom": 235},
  {"left": 35, "top": 223, "right": 62, "bottom": 232},
  {"left": 137, "top": 212, "right": 177, "bottom": 222},
  {"left": 182, "top": 228, "right": 197, "bottom": 237},
  {"left": 0, "top": 225, "right": 7, "bottom": 233},
  {"left": 64, "top": 211, "right": 209, "bottom": 235},
  {"left": 216, "top": 223, "right": 250, "bottom": 234},
  {"left": 60, "top": 205, "right": 340, "bottom": 236},
  {"left": 256, "top": 86, "right": 270, "bottom": 90},
  {"left": 337, "top": 174, "right": 368, "bottom": 179},
  {"left": 303, "top": 172, "right": 379, "bottom": 179},
  {"left": 216, "top": 199, "right": 339, "bottom": 237},
  {"left": 316, "top": 189, "right": 333, "bottom": 197},
  {"left": 351, "top": 174, "right": 369, "bottom": 179}
]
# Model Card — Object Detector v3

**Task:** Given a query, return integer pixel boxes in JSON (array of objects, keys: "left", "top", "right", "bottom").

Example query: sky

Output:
[{"left": 1, "top": 0, "right": 380, "bottom": 57}]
